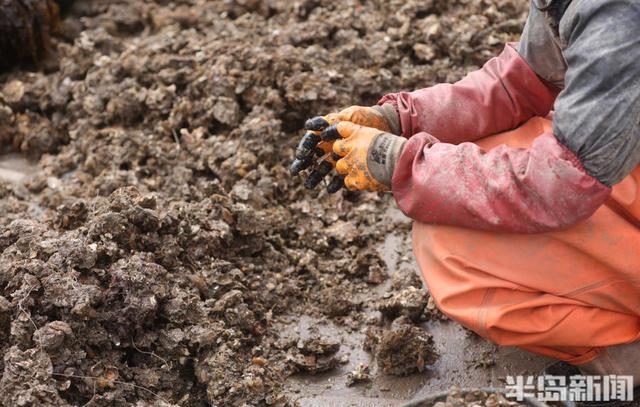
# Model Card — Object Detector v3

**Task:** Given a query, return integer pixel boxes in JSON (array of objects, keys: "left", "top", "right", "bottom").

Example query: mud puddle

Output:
[
  {"left": 283, "top": 206, "right": 551, "bottom": 406},
  {"left": 0, "top": 153, "right": 38, "bottom": 183}
]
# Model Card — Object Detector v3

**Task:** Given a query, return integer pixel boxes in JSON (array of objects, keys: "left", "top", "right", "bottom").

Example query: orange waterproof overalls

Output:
[{"left": 413, "top": 117, "right": 640, "bottom": 365}]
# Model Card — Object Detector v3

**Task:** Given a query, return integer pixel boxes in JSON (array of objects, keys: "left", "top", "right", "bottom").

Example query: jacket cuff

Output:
[
  {"left": 367, "top": 132, "right": 406, "bottom": 188},
  {"left": 372, "top": 104, "right": 402, "bottom": 136}
]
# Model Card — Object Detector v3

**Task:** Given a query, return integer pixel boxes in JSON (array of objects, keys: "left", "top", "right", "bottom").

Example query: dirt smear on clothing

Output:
[{"left": 0, "top": 0, "right": 527, "bottom": 405}]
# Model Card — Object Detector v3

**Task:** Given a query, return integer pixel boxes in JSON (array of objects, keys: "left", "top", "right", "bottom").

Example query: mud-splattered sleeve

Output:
[
  {"left": 391, "top": 130, "right": 611, "bottom": 233},
  {"left": 378, "top": 43, "right": 559, "bottom": 144}
]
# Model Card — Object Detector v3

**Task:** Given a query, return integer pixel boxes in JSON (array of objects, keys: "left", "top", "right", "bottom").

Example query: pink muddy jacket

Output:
[
  {"left": 379, "top": 44, "right": 608, "bottom": 233},
  {"left": 379, "top": 47, "right": 610, "bottom": 233},
  {"left": 379, "top": 1, "right": 640, "bottom": 233}
]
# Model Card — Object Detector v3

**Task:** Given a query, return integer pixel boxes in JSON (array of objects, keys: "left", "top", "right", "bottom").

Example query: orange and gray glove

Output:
[
  {"left": 290, "top": 104, "right": 400, "bottom": 192},
  {"left": 332, "top": 122, "right": 406, "bottom": 192}
]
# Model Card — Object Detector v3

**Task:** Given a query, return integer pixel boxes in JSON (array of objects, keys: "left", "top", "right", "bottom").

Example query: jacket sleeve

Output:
[
  {"left": 378, "top": 44, "right": 559, "bottom": 144},
  {"left": 390, "top": 1, "right": 640, "bottom": 233},
  {"left": 391, "top": 131, "right": 611, "bottom": 233}
]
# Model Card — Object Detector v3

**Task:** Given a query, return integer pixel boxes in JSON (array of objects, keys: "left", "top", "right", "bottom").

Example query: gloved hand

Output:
[
  {"left": 333, "top": 122, "right": 406, "bottom": 192},
  {"left": 290, "top": 104, "right": 400, "bottom": 192}
]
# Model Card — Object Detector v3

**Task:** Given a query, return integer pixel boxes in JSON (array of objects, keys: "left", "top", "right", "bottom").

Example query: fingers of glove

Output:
[
  {"left": 295, "top": 132, "right": 322, "bottom": 160},
  {"left": 333, "top": 139, "right": 345, "bottom": 157},
  {"left": 291, "top": 149, "right": 318, "bottom": 174},
  {"left": 303, "top": 159, "right": 333, "bottom": 189},
  {"left": 316, "top": 111, "right": 356, "bottom": 141},
  {"left": 336, "top": 121, "right": 363, "bottom": 140},
  {"left": 300, "top": 116, "right": 339, "bottom": 161},
  {"left": 290, "top": 153, "right": 316, "bottom": 175},
  {"left": 304, "top": 116, "right": 331, "bottom": 132},
  {"left": 340, "top": 106, "right": 389, "bottom": 131},
  {"left": 335, "top": 157, "right": 350, "bottom": 175},
  {"left": 322, "top": 118, "right": 373, "bottom": 141},
  {"left": 317, "top": 141, "right": 334, "bottom": 155},
  {"left": 343, "top": 175, "right": 360, "bottom": 191},
  {"left": 320, "top": 124, "right": 341, "bottom": 142},
  {"left": 312, "top": 107, "right": 389, "bottom": 136},
  {"left": 327, "top": 175, "right": 344, "bottom": 194},
  {"left": 319, "top": 151, "right": 339, "bottom": 167},
  {"left": 333, "top": 137, "right": 355, "bottom": 157},
  {"left": 334, "top": 106, "right": 364, "bottom": 121},
  {"left": 317, "top": 107, "right": 363, "bottom": 125}
]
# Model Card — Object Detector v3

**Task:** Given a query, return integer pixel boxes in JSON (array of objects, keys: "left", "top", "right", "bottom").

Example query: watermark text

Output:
[{"left": 505, "top": 375, "right": 634, "bottom": 402}]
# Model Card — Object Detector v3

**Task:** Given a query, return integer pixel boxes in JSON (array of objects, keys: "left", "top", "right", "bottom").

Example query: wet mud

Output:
[{"left": 0, "top": 0, "right": 531, "bottom": 406}]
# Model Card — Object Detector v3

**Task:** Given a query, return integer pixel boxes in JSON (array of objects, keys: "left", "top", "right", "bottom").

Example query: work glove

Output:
[
  {"left": 290, "top": 104, "right": 400, "bottom": 193},
  {"left": 332, "top": 122, "right": 406, "bottom": 192}
]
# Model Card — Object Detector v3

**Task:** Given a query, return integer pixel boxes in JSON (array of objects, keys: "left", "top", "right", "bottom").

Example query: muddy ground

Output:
[{"left": 0, "top": 0, "right": 531, "bottom": 406}]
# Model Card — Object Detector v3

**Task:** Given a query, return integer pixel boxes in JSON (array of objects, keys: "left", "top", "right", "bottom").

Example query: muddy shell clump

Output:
[{"left": 365, "top": 317, "right": 439, "bottom": 376}]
